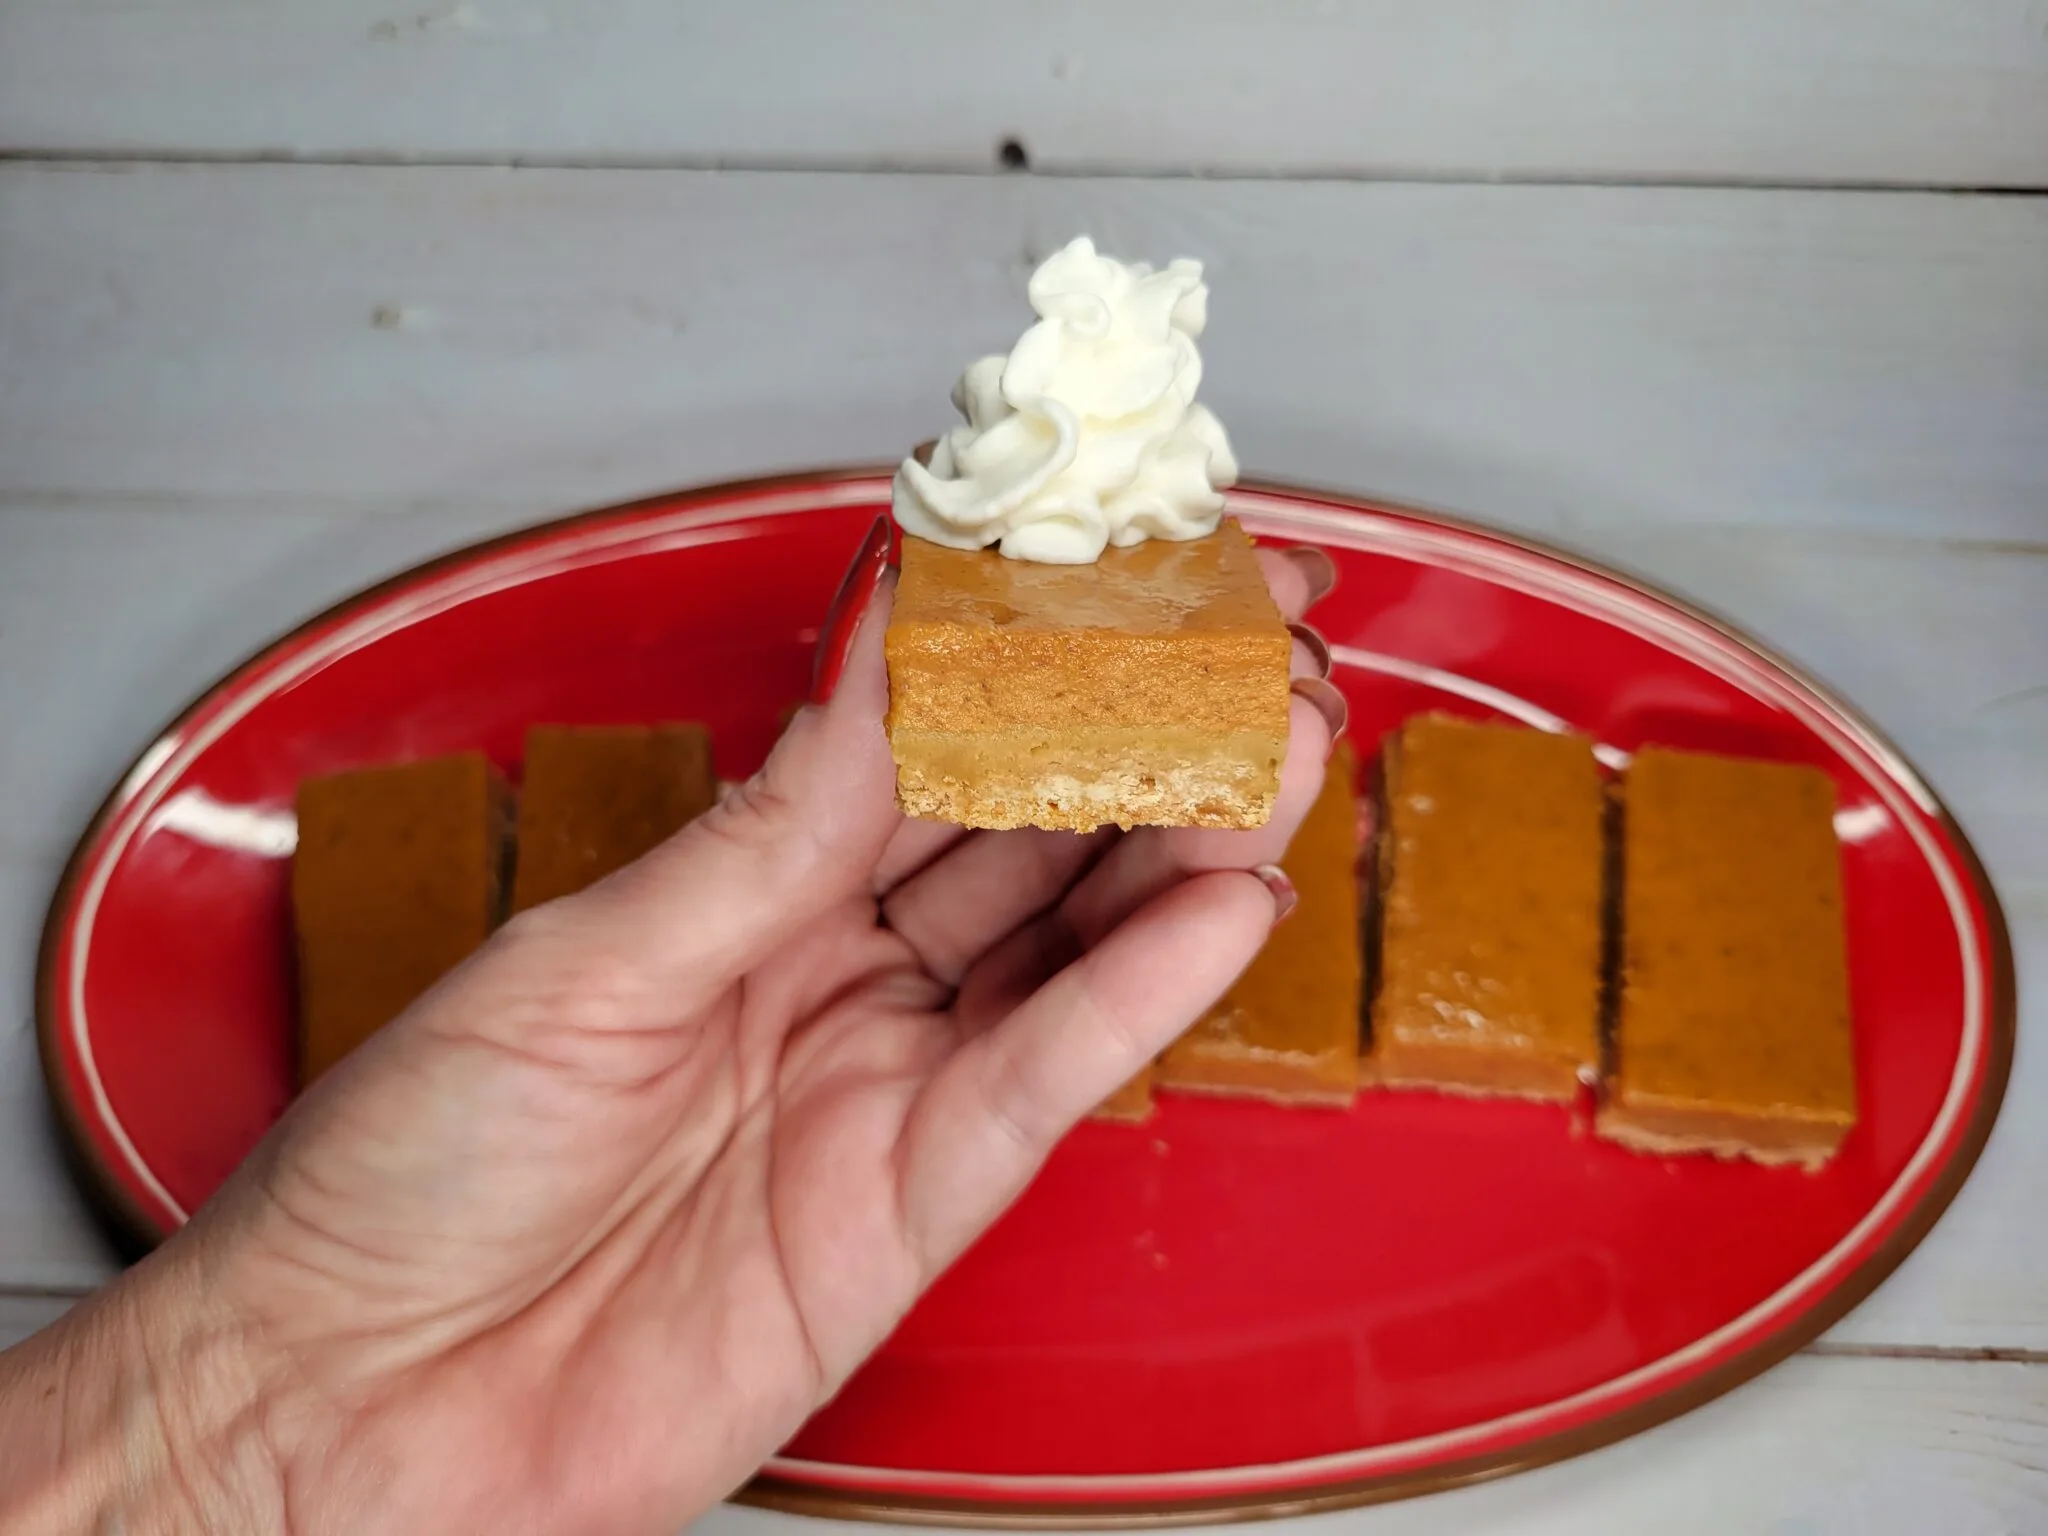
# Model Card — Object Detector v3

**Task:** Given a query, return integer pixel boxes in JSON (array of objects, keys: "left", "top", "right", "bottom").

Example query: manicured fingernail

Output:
[
  {"left": 1292, "top": 676, "right": 1349, "bottom": 749},
  {"left": 1287, "top": 621, "right": 1332, "bottom": 680},
  {"left": 1252, "top": 864, "right": 1298, "bottom": 925},
  {"left": 810, "top": 514, "right": 896, "bottom": 706},
  {"left": 1283, "top": 546, "right": 1338, "bottom": 606}
]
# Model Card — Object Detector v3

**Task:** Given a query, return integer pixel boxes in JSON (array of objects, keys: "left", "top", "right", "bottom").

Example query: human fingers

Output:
[
  {"left": 894, "top": 869, "right": 1285, "bottom": 1273},
  {"left": 1054, "top": 684, "right": 1341, "bottom": 950},
  {"left": 508, "top": 528, "right": 901, "bottom": 1023},
  {"left": 871, "top": 818, "right": 972, "bottom": 895},
  {"left": 879, "top": 827, "right": 1116, "bottom": 986},
  {"left": 1256, "top": 543, "right": 1336, "bottom": 624}
]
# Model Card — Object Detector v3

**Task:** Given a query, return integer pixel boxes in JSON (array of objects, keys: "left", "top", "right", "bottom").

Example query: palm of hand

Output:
[{"left": 188, "top": 560, "right": 1329, "bottom": 1535}]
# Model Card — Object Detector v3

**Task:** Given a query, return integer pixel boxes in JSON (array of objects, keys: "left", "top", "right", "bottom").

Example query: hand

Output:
[{"left": 2, "top": 527, "right": 1342, "bottom": 1536}]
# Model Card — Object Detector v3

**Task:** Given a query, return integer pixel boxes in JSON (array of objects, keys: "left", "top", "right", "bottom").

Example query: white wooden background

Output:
[{"left": 1, "top": 5, "right": 2044, "bottom": 1531}]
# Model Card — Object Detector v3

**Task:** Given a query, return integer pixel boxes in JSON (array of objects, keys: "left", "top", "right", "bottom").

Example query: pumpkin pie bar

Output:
[
  {"left": 884, "top": 520, "right": 1291, "bottom": 832},
  {"left": 1369, "top": 715, "right": 1605, "bottom": 1101},
  {"left": 510, "top": 723, "right": 717, "bottom": 912},
  {"left": 1157, "top": 741, "right": 1364, "bottom": 1104},
  {"left": 1091, "top": 1071, "right": 1155, "bottom": 1124},
  {"left": 1597, "top": 747, "right": 1856, "bottom": 1168},
  {"left": 292, "top": 753, "right": 511, "bottom": 1085}
]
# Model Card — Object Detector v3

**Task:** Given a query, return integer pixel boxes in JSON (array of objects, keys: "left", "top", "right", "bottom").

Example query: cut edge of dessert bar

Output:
[
  {"left": 892, "top": 729, "right": 1282, "bottom": 833},
  {"left": 1596, "top": 745, "right": 1857, "bottom": 1171},
  {"left": 1593, "top": 1095, "right": 1853, "bottom": 1170},
  {"left": 1154, "top": 1051, "right": 1358, "bottom": 1109},
  {"left": 1156, "top": 741, "right": 1364, "bottom": 1107}
]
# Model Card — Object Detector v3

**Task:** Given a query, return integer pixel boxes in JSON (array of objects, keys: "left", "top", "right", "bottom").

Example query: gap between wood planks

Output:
[
  {"left": 1805, "top": 1342, "right": 2048, "bottom": 1364},
  {"left": 3, "top": 145, "right": 2047, "bottom": 196}
]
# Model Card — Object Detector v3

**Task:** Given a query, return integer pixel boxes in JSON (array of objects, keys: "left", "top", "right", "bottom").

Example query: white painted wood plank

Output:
[
  {"left": 0, "top": 502, "right": 527, "bottom": 869},
  {"left": 2, "top": 167, "right": 2044, "bottom": 542},
  {"left": 3, "top": 3, "right": 2047, "bottom": 188},
  {"left": 0, "top": 860, "right": 121, "bottom": 1290},
  {"left": 0, "top": 501, "right": 2042, "bottom": 1347},
  {"left": 1830, "top": 894, "right": 2044, "bottom": 1350}
]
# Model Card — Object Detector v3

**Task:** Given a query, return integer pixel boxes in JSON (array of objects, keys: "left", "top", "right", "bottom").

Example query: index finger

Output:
[{"left": 1056, "top": 684, "right": 1342, "bottom": 951}]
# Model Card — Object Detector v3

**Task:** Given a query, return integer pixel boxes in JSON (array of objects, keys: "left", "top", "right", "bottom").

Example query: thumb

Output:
[{"left": 523, "top": 572, "right": 902, "bottom": 1017}]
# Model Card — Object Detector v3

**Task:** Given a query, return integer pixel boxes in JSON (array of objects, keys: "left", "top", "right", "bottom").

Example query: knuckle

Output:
[
  {"left": 488, "top": 906, "right": 652, "bottom": 1036},
  {"left": 688, "top": 764, "right": 834, "bottom": 881}
]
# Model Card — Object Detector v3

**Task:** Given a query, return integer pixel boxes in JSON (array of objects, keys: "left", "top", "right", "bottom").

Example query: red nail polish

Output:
[
  {"left": 1287, "top": 621, "right": 1332, "bottom": 680},
  {"left": 810, "top": 513, "right": 896, "bottom": 705},
  {"left": 1252, "top": 864, "right": 1298, "bottom": 924}
]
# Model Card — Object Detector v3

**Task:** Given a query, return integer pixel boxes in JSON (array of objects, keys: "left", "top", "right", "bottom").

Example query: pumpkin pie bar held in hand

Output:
[
  {"left": 1368, "top": 715, "right": 1606, "bottom": 1102},
  {"left": 884, "top": 236, "right": 1291, "bottom": 832},
  {"left": 292, "top": 753, "right": 511, "bottom": 1085},
  {"left": 1597, "top": 747, "right": 1856, "bottom": 1168}
]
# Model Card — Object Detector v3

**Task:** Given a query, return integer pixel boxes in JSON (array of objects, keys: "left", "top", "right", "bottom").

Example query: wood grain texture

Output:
[
  {"left": 3, "top": 166, "right": 2045, "bottom": 540},
  {"left": 2, "top": 3, "right": 2046, "bottom": 187}
]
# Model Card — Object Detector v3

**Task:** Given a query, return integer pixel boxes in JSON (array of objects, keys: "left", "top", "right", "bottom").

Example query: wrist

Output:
[{"left": 0, "top": 1241, "right": 286, "bottom": 1534}]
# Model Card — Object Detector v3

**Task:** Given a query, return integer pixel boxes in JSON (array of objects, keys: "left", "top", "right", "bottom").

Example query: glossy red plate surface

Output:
[{"left": 39, "top": 472, "right": 2013, "bottom": 1524}]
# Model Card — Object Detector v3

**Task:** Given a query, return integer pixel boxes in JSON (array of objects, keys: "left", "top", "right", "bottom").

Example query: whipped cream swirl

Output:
[{"left": 893, "top": 236, "right": 1239, "bottom": 564}]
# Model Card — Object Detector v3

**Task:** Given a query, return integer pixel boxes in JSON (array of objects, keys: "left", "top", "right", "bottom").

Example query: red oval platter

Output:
[{"left": 38, "top": 471, "right": 2014, "bottom": 1525}]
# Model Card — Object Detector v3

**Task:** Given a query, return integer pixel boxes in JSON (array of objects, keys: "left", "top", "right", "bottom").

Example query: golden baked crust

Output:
[
  {"left": 510, "top": 724, "right": 716, "bottom": 912},
  {"left": 292, "top": 753, "right": 510, "bottom": 1085},
  {"left": 1369, "top": 715, "right": 1605, "bottom": 1102},
  {"left": 1597, "top": 747, "right": 1855, "bottom": 1169},
  {"left": 885, "top": 520, "right": 1290, "bottom": 831},
  {"left": 1157, "top": 742, "right": 1363, "bottom": 1105}
]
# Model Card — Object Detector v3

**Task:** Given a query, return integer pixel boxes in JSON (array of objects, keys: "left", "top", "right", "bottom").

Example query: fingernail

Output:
[
  {"left": 1282, "top": 546, "right": 1338, "bottom": 606},
  {"left": 1287, "top": 621, "right": 1332, "bottom": 680},
  {"left": 810, "top": 514, "right": 896, "bottom": 706},
  {"left": 1292, "top": 676, "right": 1349, "bottom": 751},
  {"left": 1252, "top": 864, "right": 1298, "bottom": 925}
]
